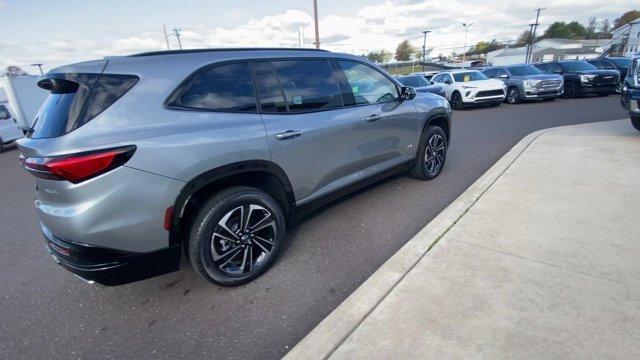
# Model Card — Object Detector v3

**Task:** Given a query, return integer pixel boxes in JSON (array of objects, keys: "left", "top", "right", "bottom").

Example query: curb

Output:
[{"left": 283, "top": 128, "right": 550, "bottom": 360}]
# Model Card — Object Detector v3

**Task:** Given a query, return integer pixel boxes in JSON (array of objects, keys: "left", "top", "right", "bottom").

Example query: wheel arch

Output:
[
  {"left": 423, "top": 109, "right": 451, "bottom": 143},
  {"left": 169, "top": 160, "right": 296, "bottom": 249}
]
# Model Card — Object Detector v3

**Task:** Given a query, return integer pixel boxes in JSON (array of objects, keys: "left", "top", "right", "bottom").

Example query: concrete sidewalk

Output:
[{"left": 286, "top": 120, "right": 640, "bottom": 359}]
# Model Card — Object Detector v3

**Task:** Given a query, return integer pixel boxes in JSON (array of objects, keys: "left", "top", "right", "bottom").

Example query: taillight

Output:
[{"left": 19, "top": 146, "right": 135, "bottom": 183}]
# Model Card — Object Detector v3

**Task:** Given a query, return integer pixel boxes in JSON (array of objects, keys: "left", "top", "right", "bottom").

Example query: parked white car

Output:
[
  {"left": 0, "top": 103, "right": 23, "bottom": 152},
  {"left": 429, "top": 70, "right": 507, "bottom": 109}
]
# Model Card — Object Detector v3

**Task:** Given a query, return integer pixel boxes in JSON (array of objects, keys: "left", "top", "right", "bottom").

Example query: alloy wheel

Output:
[
  {"left": 507, "top": 88, "right": 519, "bottom": 104},
  {"left": 211, "top": 204, "right": 276, "bottom": 276},
  {"left": 424, "top": 133, "right": 446, "bottom": 176}
]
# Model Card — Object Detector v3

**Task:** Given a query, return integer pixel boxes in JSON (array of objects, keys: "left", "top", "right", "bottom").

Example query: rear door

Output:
[
  {"left": 336, "top": 60, "right": 421, "bottom": 171},
  {"left": 254, "top": 59, "right": 365, "bottom": 204},
  {"left": 0, "top": 104, "right": 23, "bottom": 142}
]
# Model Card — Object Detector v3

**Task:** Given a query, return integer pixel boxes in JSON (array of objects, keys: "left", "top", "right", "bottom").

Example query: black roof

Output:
[{"left": 130, "top": 47, "right": 329, "bottom": 57}]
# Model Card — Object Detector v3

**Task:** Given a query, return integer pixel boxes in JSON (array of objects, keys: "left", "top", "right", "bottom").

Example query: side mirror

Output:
[{"left": 400, "top": 86, "right": 416, "bottom": 100}]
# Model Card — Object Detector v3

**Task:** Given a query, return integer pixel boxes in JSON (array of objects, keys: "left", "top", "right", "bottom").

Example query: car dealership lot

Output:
[{"left": 0, "top": 96, "right": 629, "bottom": 360}]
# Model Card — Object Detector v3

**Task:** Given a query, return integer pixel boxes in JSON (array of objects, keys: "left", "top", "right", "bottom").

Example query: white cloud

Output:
[{"left": 0, "top": 0, "right": 634, "bottom": 72}]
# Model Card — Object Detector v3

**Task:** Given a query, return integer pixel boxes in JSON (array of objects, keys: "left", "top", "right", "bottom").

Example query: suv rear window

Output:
[
  {"left": 32, "top": 74, "right": 138, "bottom": 139},
  {"left": 166, "top": 61, "right": 257, "bottom": 112}
]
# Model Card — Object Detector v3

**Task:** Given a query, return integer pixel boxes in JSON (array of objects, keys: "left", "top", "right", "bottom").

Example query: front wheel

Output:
[
  {"left": 410, "top": 125, "right": 447, "bottom": 180},
  {"left": 450, "top": 91, "right": 463, "bottom": 110},
  {"left": 632, "top": 116, "right": 640, "bottom": 132},
  {"left": 506, "top": 87, "right": 520, "bottom": 104},
  {"left": 189, "top": 186, "right": 286, "bottom": 286},
  {"left": 563, "top": 83, "right": 576, "bottom": 99}
]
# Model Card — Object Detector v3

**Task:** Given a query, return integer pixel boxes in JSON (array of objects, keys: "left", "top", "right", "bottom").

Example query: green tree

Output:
[
  {"left": 542, "top": 21, "right": 587, "bottom": 39},
  {"left": 613, "top": 10, "right": 640, "bottom": 29},
  {"left": 515, "top": 30, "right": 533, "bottom": 46},
  {"left": 364, "top": 50, "right": 391, "bottom": 63},
  {"left": 395, "top": 40, "right": 416, "bottom": 61}
]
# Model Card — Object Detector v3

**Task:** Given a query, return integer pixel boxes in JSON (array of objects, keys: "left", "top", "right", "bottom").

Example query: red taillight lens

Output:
[
  {"left": 20, "top": 146, "right": 135, "bottom": 183},
  {"left": 164, "top": 206, "right": 174, "bottom": 231}
]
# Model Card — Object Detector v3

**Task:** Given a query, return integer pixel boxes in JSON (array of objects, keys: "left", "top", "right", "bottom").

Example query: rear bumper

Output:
[{"left": 42, "top": 223, "right": 180, "bottom": 286}]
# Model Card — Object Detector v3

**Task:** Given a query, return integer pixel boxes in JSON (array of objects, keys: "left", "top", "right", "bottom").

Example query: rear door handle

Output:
[
  {"left": 365, "top": 114, "right": 382, "bottom": 122},
  {"left": 276, "top": 130, "right": 302, "bottom": 140}
]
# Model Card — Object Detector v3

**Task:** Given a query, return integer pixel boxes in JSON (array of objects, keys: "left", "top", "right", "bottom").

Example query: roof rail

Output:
[{"left": 129, "top": 47, "right": 329, "bottom": 57}]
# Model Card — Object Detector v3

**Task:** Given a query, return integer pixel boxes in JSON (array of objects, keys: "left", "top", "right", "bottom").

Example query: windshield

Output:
[
  {"left": 607, "top": 58, "right": 631, "bottom": 69},
  {"left": 560, "top": 61, "right": 597, "bottom": 71},
  {"left": 397, "top": 76, "right": 429, "bottom": 87},
  {"left": 452, "top": 71, "right": 487, "bottom": 82},
  {"left": 506, "top": 65, "right": 543, "bottom": 76}
]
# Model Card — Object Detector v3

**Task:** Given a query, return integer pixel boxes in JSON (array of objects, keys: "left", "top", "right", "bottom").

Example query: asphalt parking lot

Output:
[{"left": 0, "top": 95, "right": 629, "bottom": 360}]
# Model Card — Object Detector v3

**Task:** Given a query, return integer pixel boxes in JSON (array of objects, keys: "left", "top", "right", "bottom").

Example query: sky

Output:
[{"left": 0, "top": 0, "right": 635, "bottom": 72}]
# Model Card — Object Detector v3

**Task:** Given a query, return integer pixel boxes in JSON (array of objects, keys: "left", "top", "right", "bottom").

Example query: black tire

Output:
[
  {"left": 632, "top": 116, "right": 640, "bottom": 132},
  {"left": 506, "top": 87, "right": 520, "bottom": 104},
  {"left": 450, "top": 91, "right": 463, "bottom": 110},
  {"left": 563, "top": 83, "right": 576, "bottom": 99},
  {"left": 543, "top": 97, "right": 556, "bottom": 102},
  {"left": 410, "top": 125, "right": 447, "bottom": 180},
  {"left": 0, "top": 138, "right": 4, "bottom": 153},
  {"left": 188, "top": 186, "right": 286, "bottom": 286}
]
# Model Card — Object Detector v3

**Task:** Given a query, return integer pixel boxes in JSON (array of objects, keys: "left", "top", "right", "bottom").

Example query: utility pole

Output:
[
  {"left": 30, "top": 63, "right": 44, "bottom": 75},
  {"left": 525, "top": 23, "right": 536, "bottom": 63},
  {"left": 162, "top": 25, "right": 170, "bottom": 50},
  {"left": 422, "top": 30, "right": 431, "bottom": 71},
  {"left": 461, "top": 22, "right": 473, "bottom": 69},
  {"left": 313, "top": 0, "right": 320, "bottom": 49},
  {"left": 170, "top": 28, "right": 183, "bottom": 50},
  {"left": 527, "top": 7, "right": 545, "bottom": 63}
]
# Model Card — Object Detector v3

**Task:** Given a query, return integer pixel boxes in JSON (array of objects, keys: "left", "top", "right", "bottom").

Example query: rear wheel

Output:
[
  {"left": 563, "top": 83, "right": 576, "bottom": 99},
  {"left": 411, "top": 125, "right": 447, "bottom": 180},
  {"left": 450, "top": 91, "right": 463, "bottom": 110},
  {"left": 632, "top": 116, "right": 640, "bottom": 132},
  {"left": 506, "top": 87, "right": 520, "bottom": 104},
  {"left": 189, "top": 186, "right": 286, "bottom": 286}
]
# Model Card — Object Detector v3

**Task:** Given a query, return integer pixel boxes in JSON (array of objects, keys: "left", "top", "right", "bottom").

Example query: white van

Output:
[{"left": 0, "top": 103, "right": 23, "bottom": 152}]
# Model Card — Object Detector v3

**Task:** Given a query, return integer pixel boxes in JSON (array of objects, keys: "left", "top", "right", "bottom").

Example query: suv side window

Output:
[
  {"left": 483, "top": 68, "right": 496, "bottom": 78},
  {"left": 546, "top": 63, "right": 563, "bottom": 74},
  {"left": 496, "top": 68, "right": 508, "bottom": 78},
  {"left": 169, "top": 61, "right": 257, "bottom": 112},
  {"left": 338, "top": 61, "right": 399, "bottom": 105},
  {"left": 431, "top": 74, "right": 443, "bottom": 83},
  {"left": 0, "top": 104, "right": 11, "bottom": 120},
  {"left": 271, "top": 60, "right": 342, "bottom": 112},
  {"left": 252, "top": 61, "right": 288, "bottom": 113}
]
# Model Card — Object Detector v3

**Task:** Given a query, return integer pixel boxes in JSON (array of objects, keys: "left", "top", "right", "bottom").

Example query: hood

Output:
[
  {"left": 458, "top": 78, "right": 504, "bottom": 89},
  {"left": 571, "top": 69, "right": 619, "bottom": 76}
]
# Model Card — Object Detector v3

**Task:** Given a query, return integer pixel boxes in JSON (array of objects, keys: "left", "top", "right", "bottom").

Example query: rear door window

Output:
[
  {"left": 270, "top": 60, "right": 342, "bottom": 112},
  {"left": 338, "top": 61, "right": 399, "bottom": 105},
  {"left": 252, "top": 61, "right": 288, "bottom": 113},
  {"left": 167, "top": 61, "right": 257, "bottom": 112}
]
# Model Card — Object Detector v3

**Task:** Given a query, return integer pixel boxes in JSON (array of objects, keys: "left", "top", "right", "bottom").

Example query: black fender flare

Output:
[{"left": 168, "top": 160, "right": 295, "bottom": 246}]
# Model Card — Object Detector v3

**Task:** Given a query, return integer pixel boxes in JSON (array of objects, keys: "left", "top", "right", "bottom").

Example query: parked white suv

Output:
[
  {"left": 430, "top": 70, "right": 506, "bottom": 109},
  {"left": 0, "top": 104, "right": 23, "bottom": 152}
]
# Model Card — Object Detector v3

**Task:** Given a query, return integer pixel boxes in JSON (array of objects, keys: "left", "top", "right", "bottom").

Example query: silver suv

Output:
[{"left": 18, "top": 48, "right": 451, "bottom": 286}]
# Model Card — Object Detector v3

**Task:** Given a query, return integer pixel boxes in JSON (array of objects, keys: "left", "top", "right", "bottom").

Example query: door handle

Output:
[
  {"left": 365, "top": 114, "right": 382, "bottom": 122},
  {"left": 276, "top": 130, "right": 302, "bottom": 140}
]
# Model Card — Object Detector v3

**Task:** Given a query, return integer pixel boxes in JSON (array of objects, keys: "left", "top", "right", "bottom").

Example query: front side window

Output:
[
  {"left": 506, "top": 65, "right": 543, "bottom": 76},
  {"left": 496, "top": 68, "right": 509, "bottom": 77},
  {"left": 0, "top": 105, "right": 11, "bottom": 120},
  {"left": 560, "top": 61, "right": 597, "bottom": 72},
  {"left": 271, "top": 60, "right": 342, "bottom": 112},
  {"left": 252, "top": 61, "right": 287, "bottom": 113},
  {"left": 338, "top": 61, "right": 399, "bottom": 105},
  {"left": 482, "top": 68, "right": 496, "bottom": 78},
  {"left": 169, "top": 62, "right": 257, "bottom": 112}
]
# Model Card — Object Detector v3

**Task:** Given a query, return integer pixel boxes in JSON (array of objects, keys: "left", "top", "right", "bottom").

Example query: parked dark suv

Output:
[
  {"left": 533, "top": 60, "right": 620, "bottom": 98},
  {"left": 587, "top": 57, "right": 632, "bottom": 82},
  {"left": 17, "top": 48, "right": 452, "bottom": 286},
  {"left": 482, "top": 64, "right": 563, "bottom": 103},
  {"left": 620, "top": 56, "right": 640, "bottom": 131}
]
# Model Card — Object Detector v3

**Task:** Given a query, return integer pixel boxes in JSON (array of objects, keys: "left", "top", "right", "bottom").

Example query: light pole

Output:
[
  {"left": 30, "top": 63, "right": 44, "bottom": 75},
  {"left": 461, "top": 22, "right": 473, "bottom": 69},
  {"left": 422, "top": 30, "right": 431, "bottom": 72},
  {"left": 313, "top": 0, "right": 320, "bottom": 49}
]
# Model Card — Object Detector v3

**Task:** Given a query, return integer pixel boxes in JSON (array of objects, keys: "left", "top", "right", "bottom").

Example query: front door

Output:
[
  {"left": 336, "top": 60, "right": 421, "bottom": 172},
  {"left": 253, "top": 59, "right": 365, "bottom": 204}
]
